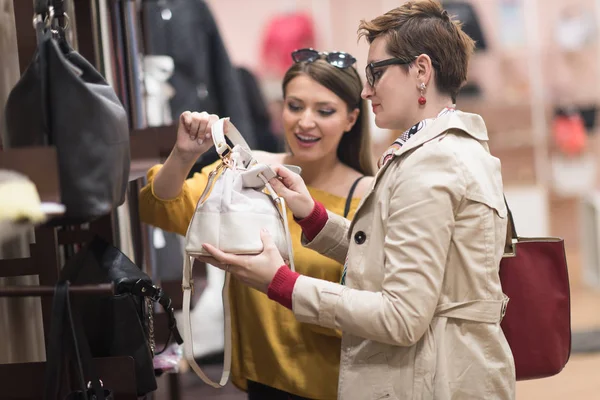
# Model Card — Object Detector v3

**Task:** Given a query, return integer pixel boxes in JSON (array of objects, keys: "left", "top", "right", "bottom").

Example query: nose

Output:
[
  {"left": 298, "top": 109, "right": 316, "bottom": 130},
  {"left": 361, "top": 81, "right": 374, "bottom": 99}
]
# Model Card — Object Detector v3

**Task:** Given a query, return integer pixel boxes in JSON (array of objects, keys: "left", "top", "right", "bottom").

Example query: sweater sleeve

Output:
[
  {"left": 295, "top": 200, "right": 328, "bottom": 242},
  {"left": 267, "top": 266, "right": 301, "bottom": 309},
  {"left": 138, "top": 160, "right": 221, "bottom": 236}
]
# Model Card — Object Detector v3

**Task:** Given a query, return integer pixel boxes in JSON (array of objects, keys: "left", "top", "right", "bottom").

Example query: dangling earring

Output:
[{"left": 418, "top": 82, "right": 427, "bottom": 106}]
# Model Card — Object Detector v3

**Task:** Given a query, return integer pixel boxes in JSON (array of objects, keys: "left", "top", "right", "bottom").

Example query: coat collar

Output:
[
  {"left": 349, "top": 111, "right": 490, "bottom": 234},
  {"left": 392, "top": 110, "right": 489, "bottom": 160}
]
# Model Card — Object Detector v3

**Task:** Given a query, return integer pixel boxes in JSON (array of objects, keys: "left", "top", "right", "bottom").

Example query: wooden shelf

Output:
[
  {"left": 0, "top": 146, "right": 60, "bottom": 203},
  {"left": 0, "top": 124, "right": 176, "bottom": 202},
  {"left": 0, "top": 256, "right": 38, "bottom": 278},
  {"left": 130, "top": 124, "right": 177, "bottom": 161},
  {"left": 129, "top": 124, "right": 177, "bottom": 181}
]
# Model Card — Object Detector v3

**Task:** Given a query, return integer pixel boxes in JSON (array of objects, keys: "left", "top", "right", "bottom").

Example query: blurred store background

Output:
[
  {"left": 157, "top": 0, "right": 600, "bottom": 397},
  {"left": 2, "top": 0, "right": 600, "bottom": 399}
]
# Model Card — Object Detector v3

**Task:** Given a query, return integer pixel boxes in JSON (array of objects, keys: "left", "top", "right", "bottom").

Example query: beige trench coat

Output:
[{"left": 292, "top": 111, "right": 516, "bottom": 399}]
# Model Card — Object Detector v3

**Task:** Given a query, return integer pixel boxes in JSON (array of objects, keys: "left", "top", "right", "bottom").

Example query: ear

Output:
[
  {"left": 414, "top": 54, "right": 434, "bottom": 86},
  {"left": 344, "top": 108, "right": 360, "bottom": 132}
]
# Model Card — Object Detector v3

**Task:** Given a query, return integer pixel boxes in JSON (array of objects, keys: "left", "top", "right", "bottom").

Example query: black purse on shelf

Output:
[
  {"left": 2, "top": 0, "right": 130, "bottom": 222},
  {"left": 59, "top": 237, "right": 183, "bottom": 396},
  {"left": 44, "top": 281, "right": 114, "bottom": 400}
]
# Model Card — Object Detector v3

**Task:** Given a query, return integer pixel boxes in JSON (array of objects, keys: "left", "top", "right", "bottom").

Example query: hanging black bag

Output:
[
  {"left": 44, "top": 281, "right": 114, "bottom": 400},
  {"left": 2, "top": 0, "right": 130, "bottom": 222},
  {"left": 59, "top": 236, "right": 183, "bottom": 396}
]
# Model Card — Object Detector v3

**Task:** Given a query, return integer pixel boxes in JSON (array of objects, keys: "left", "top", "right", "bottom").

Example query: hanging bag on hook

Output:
[
  {"left": 44, "top": 281, "right": 113, "bottom": 400},
  {"left": 2, "top": 0, "right": 130, "bottom": 223},
  {"left": 181, "top": 118, "right": 297, "bottom": 388}
]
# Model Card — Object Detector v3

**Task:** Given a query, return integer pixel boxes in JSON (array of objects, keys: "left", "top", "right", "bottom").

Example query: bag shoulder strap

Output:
[
  {"left": 44, "top": 281, "right": 106, "bottom": 400},
  {"left": 44, "top": 281, "right": 68, "bottom": 399},
  {"left": 344, "top": 176, "right": 365, "bottom": 218},
  {"left": 181, "top": 168, "right": 296, "bottom": 388},
  {"left": 182, "top": 256, "right": 232, "bottom": 388},
  {"left": 182, "top": 119, "right": 294, "bottom": 385},
  {"left": 503, "top": 195, "right": 518, "bottom": 254},
  {"left": 66, "top": 282, "right": 107, "bottom": 400}
]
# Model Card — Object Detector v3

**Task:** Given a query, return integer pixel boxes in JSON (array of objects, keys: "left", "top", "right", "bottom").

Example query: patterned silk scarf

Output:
[
  {"left": 377, "top": 106, "right": 457, "bottom": 169},
  {"left": 340, "top": 106, "right": 457, "bottom": 286}
]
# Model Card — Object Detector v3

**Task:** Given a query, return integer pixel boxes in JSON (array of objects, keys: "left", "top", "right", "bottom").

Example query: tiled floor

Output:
[{"left": 154, "top": 285, "right": 600, "bottom": 400}]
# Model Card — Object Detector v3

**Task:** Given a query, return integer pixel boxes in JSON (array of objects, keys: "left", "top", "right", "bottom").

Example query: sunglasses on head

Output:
[{"left": 291, "top": 48, "right": 357, "bottom": 69}]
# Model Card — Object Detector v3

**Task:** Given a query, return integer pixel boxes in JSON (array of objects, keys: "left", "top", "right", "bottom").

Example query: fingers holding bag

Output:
[
  {"left": 269, "top": 165, "right": 315, "bottom": 219},
  {"left": 176, "top": 111, "right": 220, "bottom": 162}
]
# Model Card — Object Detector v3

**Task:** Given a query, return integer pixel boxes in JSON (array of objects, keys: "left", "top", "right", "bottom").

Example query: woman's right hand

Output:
[
  {"left": 269, "top": 165, "right": 315, "bottom": 219},
  {"left": 173, "top": 111, "right": 223, "bottom": 163}
]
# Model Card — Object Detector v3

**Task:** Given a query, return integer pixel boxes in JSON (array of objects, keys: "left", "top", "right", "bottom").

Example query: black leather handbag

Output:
[
  {"left": 44, "top": 281, "right": 114, "bottom": 400},
  {"left": 2, "top": 0, "right": 130, "bottom": 222},
  {"left": 60, "top": 237, "right": 183, "bottom": 396}
]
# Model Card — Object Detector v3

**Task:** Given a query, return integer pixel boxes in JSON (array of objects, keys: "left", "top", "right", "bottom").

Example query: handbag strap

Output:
[
  {"left": 503, "top": 195, "right": 518, "bottom": 254},
  {"left": 182, "top": 165, "right": 231, "bottom": 386},
  {"left": 66, "top": 283, "right": 106, "bottom": 400},
  {"left": 182, "top": 255, "right": 232, "bottom": 388},
  {"left": 43, "top": 281, "right": 106, "bottom": 400},
  {"left": 344, "top": 176, "right": 365, "bottom": 218},
  {"left": 211, "top": 118, "right": 251, "bottom": 157},
  {"left": 44, "top": 281, "right": 69, "bottom": 399},
  {"left": 129, "top": 279, "right": 184, "bottom": 353},
  {"left": 180, "top": 164, "right": 295, "bottom": 388},
  {"left": 181, "top": 191, "right": 295, "bottom": 389},
  {"left": 263, "top": 179, "right": 296, "bottom": 272}
]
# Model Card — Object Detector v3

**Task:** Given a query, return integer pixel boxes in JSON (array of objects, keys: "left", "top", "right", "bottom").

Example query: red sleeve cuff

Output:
[
  {"left": 295, "top": 200, "right": 328, "bottom": 242},
  {"left": 267, "top": 265, "right": 301, "bottom": 310}
]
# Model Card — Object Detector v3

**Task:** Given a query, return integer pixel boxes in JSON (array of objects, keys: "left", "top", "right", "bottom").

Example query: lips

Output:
[{"left": 294, "top": 133, "right": 321, "bottom": 143}]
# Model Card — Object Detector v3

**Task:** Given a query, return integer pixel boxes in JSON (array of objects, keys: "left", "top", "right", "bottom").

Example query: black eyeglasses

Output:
[
  {"left": 365, "top": 57, "right": 414, "bottom": 87},
  {"left": 292, "top": 48, "right": 357, "bottom": 69},
  {"left": 365, "top": 56, "right": 441, "bottom": 87}
]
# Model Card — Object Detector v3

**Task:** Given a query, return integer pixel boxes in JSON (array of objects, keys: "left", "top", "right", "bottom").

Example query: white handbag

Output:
[{"left": 182, "top": 118, "right": 296, "bottom": 388}]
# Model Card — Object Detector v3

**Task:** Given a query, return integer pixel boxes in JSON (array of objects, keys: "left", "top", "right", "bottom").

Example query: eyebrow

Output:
[
  {"left": 368, "top": 58, "right": 391, "bottom": 66},
  {"left": 287, "top": 96, "right": 337, "bottom": 107}
]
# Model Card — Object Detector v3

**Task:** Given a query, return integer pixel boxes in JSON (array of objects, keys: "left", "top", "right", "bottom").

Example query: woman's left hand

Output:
[{"left": 199, "top": 229, "right": 286, "bottom": 293}]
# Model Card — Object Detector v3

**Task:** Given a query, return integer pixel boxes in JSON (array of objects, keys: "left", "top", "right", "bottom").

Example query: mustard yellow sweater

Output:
[{"left": 139, "top": 162, "right": 360, "bottom": 399}]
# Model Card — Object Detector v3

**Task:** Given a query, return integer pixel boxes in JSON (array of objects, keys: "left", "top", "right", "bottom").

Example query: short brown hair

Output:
[
  {"left": 282, "top": 59, "right": 374, "bottom": 176},
  {"left": 358, "top": 0, "right": 475, "bottom": 102}
]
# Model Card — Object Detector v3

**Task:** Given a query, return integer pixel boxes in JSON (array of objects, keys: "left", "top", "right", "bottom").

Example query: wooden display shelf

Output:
[
  {"left": 0, "top": 124, "right": 176, "bottom": 201},
  {"left": 129, "top": 125, "right": 177, "bottom": 181},
  {"left": 130, "top": 124, "right": 177, "bottom": 160},
  {"left": 0, "top": 146, "right": 60, "bottom": 203}
]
